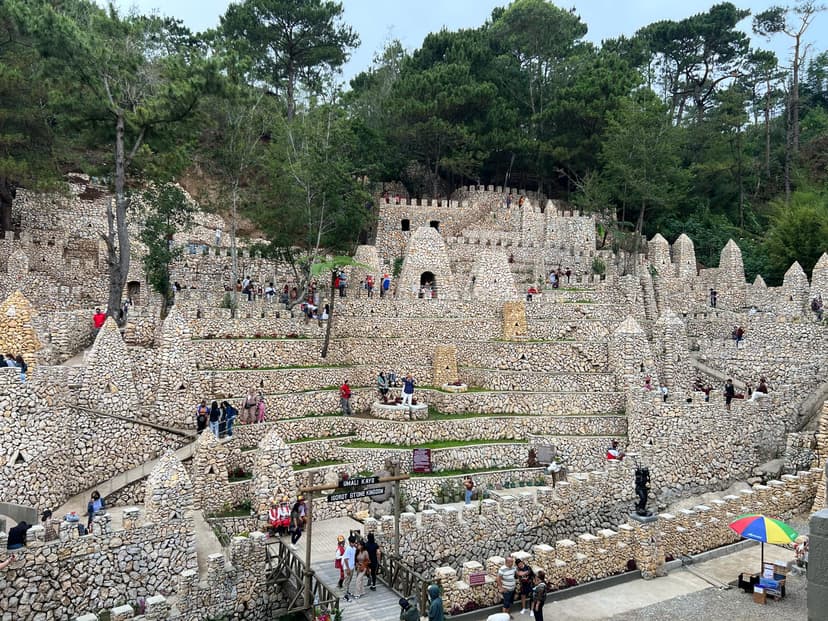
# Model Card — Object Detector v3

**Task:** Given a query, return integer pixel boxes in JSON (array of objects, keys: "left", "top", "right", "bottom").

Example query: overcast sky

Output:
[{"left": 114, "top": 0, "right": 827, "bottom": 83}]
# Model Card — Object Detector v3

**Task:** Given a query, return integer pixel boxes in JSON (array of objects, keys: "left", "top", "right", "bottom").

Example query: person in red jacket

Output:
[
  {"left": 92, "top": 308, "right": 107, "bottom": 335},
  {"left": 339, "top": 380, "right": 352, "bottom": 416}
]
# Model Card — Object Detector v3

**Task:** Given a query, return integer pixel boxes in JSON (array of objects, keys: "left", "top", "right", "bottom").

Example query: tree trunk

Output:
[
  {"left": 106, "top": 111, "right": 130, "bottom": 322},
  {"left": 792, "top": 34, "right": 801, "bottom": 155},
  {"left": 320, "top": 270, "right": 336, "bottom": 358},
  {"left": 0, "top": 177, "right": 14, "bottom": 233},
  {"left": 764, "top": 77, "right": 771, "bottom": 179},
  {"left": 230, "top": 181, "right": 239, "bottom": 318}
]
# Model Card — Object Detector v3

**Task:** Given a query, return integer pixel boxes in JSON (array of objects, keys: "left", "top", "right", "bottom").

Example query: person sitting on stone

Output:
[
  {"left": 750, "top": 377, "right": 770, "bottom": 401},
  {"left": 7, "top": 521, "right": 31, "bottom": 550},
  {"left": 86, "top": 490, "right": 105, "bottom": 529},
  {"left": 377, "top": 371, "right": 389, "bottom": 403},
  {"left": 606, "top": 440, "right": 625, "bottom": 461}
]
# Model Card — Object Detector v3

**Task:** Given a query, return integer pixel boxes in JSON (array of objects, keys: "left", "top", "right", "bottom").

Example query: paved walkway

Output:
[
  {"left": 288, "top": 515, "right": 404, "bottom": 621},
  {"left": 464, "top": 542, "right": 798, "bottom": 621}
]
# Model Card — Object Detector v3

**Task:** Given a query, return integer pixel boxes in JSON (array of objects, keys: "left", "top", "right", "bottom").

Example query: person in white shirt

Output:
[
  {"left": 342, "top": 536, "right": 357, "bottom": 601},
  {"left": 496, "top": 556, "right": 517, "bottom": 616}
]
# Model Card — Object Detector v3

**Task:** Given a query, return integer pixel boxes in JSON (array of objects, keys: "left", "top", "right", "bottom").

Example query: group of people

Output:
[
  {"left": 723, "top": 377, "right": 770, "bottom": 410},
  {"left": 3, "top": 353, "right": 28, "bottom": 382},
  {"left": 547, "top": 267, "right": 572, "bottom": 289},
  {"left": 496, "top": 555, "right": 548, "bottom": 620},
  {"left": 267, "top": 495, "right": 307, "bottom": 549},
  {"left": 195, "top": 395, "right": 264, "bottom": 438},
  {"left": 339, "top": 372, "right": 417, "bottom": 414},
  {"left": 335, "top": 532, "right": 382, "bottom": 602},
  {"left": 358, "top": 273, "right": 393, "bottom": 298}
]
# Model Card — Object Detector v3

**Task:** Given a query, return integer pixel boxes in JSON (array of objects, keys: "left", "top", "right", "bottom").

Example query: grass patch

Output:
[
  {"left": 342, "top": 438, "right": 526, "bottom": 450},
  {"left": 286, "top": 433, "right": 356, "bottom": 444},
  {"left": 240, "top": 446, "right": 258, "bottom": 452},
  {"left": 292, "top": 459, "right": 346, "bottom": 471}
]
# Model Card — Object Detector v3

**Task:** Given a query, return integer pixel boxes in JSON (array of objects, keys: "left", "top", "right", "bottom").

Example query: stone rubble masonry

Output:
[
  {"left": 398, "top": 225, "right": 458, "bottom": 299},
  {"left": 812, "top": 252, "right": 828, "bottom": 299},
  {"left": 808, "top": 508, "right": 828, "bottom": 621},
  {"left": 432, "top": 344, "right": 458, "bottom": 386},
  {"left": 192, "top": 430, "right": 231, "bottom": 514},
  {"left": 469, "top": 247, "right": 518, "bottom": 301},
  {"left": 781, "top": 260, "right": 810, "bottom": 318},
  {"left": 0, "top": 290, "right": 42, "bottom": 366},
  {"left": 502, "top": 300, "right": 528, "bottom": 340},
  {"left": 79, "top": 317, "right": 140, "bottom": 417},
  {"left": 252, "top": 430, "right": 297, "bottom": 514},
  {"left": 153, "top": 307, "right": 203, "bottom": 428},
  {"left": 144, "top": 450, "right": 195, "bottom": 522},
  {"left": 422, "top": 469, "right": 819, "bottom": 613}
]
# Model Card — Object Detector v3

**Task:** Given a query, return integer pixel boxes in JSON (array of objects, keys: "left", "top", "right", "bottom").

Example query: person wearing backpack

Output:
[{"left": 195, "top": 400, "right": 208, "bottom": 434}]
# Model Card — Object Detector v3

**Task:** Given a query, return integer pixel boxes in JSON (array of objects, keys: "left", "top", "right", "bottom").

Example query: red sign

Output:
[
  {"left": 412, "top": 448, "right": 432, "bottom": 473},
  {"left": 468, "top": 572, "right": 487, "bottom": 586}
]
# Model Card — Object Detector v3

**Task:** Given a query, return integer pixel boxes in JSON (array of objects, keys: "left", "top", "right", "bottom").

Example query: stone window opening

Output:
[
  {"left": 520, "top": 353, "right": 527, "bottom": 361},
  {"left": 178, "top": 383, "right": 186, "bottom": 391},
  {"left": 11, "top": 449, "right": 28, "bottom": 465},
  {"left": 401, "top": 219, "right": 410, "bottom": 232},
  {"left": 205, "top": 465, "right": 215, "bottom": 475},
  {"left": 127, "top": 281, "right": 141, "bottom": 305},
  {"left": 429, "top": 220, "right": 440, "bottom": 231},
  {"left": 419, "top": 272, "right": 436, "bottom": 299},
  {"left": 105, "top": 383, "right": 119, "bottom": 394}
]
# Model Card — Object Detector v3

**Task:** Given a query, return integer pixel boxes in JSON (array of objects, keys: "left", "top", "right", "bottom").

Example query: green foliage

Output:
[
  {"left": 591, "top": 257, "right": 606, "bottom": 276},
  {"left": 138, "top": 185, "right": 195, "bottom": 313},
  {"left": 392, "top": 256, "right": 404, "bottom": 278},
  {"left": 764, "top": 189, "right": 828, "bottom": 283}
]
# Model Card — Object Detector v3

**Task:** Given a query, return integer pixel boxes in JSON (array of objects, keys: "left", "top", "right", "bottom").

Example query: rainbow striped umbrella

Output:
[{"left": 729, "top": 514, "right": 798, "bottom": 569}]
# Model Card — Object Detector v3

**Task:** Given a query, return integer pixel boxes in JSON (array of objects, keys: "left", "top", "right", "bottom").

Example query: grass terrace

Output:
[
  {"left": 341, "top": 438, "right": 527, "bottom": 450},
  {"left": 292, "top": 459, "right": 346, "bottom": 471}
]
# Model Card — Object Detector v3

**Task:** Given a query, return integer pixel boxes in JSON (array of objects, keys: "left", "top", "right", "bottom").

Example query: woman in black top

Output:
[
  {"left": 365, "top": 532, "right": 382, "bottom": 590},
  {"left": 209, "top": 400, "right": 221, "bottom": 437}
]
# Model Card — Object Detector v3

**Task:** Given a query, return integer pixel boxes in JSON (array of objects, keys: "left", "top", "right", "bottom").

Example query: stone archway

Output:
[{"left": 420, "top": 271, "right": 436, "bottom": 299}]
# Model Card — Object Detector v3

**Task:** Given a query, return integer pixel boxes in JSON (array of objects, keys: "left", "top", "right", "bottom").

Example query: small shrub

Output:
[{"left": 591, "top": 257, "right": 606, "bottom": 276}]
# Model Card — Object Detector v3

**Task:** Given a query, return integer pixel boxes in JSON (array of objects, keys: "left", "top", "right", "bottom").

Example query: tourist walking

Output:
[
  {"left": 289, "top": 496, "right": 307, "bottom": 549},
  {"left": 659, "top": 384, "right": 669, "bottom": 402},
  {"left": 221, "top": 401, "right": 237, "bottom": 437},
  {"left": 256, "top": 394, "right": 267, "bottom": 423},
  {"left": 531, "top": 571, "right": 547, "bottom": 621},
  {"left": 196, "top": 400, "right": 208, "bottom": 434},
  {"left": 516, "top": 558, "right": 535, "bottom": 615},
  {"left": 399, "top": 597, "right": 420, "bottom": 621},
  {"left": 427, "top": 584, "right": 445, "bottom": 621},
  {"left": 401, "top": 373, "right": 415, "bottom": 408},
  {"left": 340, "top": 380, "right": 352, "bottom": 416},
  {"left": 335, "top": 535, "right": 346, "bottom": 588},
  {"left": 464, "top": 477, "right": 474, "bottom": 505},
  {"left": 365, "top": 532, "right": 381, "bottom": 590},
  {"left": 354, "top": 540, "right": 369, "bottom": 598},
  {"left": 342, "top": 535, "right": 357, "bottom": 601},
  {"left": 724, "top": 379, "right": 736, "bottom": 411},
  {"left": 243, "top": 390, "right": 257, "bottom": 424},
  {"left": 209, "top": 400, "right": 221, "bottom": 437},
  {"left": 496, "top": 556, "right": 517, "bottom": 616}
]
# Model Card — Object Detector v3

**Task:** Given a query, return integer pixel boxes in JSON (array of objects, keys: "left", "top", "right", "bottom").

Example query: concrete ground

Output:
[{"left": 467, "top": 543, "right": 803, "bottom": 621}]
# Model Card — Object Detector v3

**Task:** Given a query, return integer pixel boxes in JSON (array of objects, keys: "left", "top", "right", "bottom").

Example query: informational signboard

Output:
[
  {"left": 468, "top": 572, "right": 487, "bottom": 586},
  {"left": 327, "top": 487, "right": 385, "bottom": 503},
  {"left": 412, "top": 448, "right": 432, "bottom": 473},
  {"left": 341, "top": 476, "right": 379, "bottom": 488}
]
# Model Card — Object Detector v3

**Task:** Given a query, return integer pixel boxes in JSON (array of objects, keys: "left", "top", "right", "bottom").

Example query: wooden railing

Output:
[
  {"left": 265, "top": 539, "right": 339, "bottom": 616},
  {"left": 378, "top": 553, "right": 430, "bottom": 613}
]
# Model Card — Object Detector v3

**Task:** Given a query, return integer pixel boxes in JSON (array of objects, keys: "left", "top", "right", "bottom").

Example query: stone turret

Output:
[
  {"left": 753, "top": 275, "right": 767, "bottom": 289},
  {"left": 153, "top": 308, "right": 202, "bottom": 427},
  {"left": 469, "top": 248, "right": 517, "bottom": 301},
  {"left": 192, "top": 430, "right": 230, "bottom": 514},
  {"left": 811, "top": 253, "right": 828, "bottom": 298},
  {"left": 647, "top": 234, "right": 671, "bottom": 277},
  {"left": 716, "top": 239, "right": 746, "bottom": 310},
  {"left": 144, "top": 450, "right": 195, "bottom": 521},
  {"left": 79, "top": 317, "right": 140, "bottom": 417},
  {"left": 672, "top": 234, "right": 697, "bottom": 279},
  {"left": 502, "top": 300, "right": 528, "bottom": 340},
  {"left": 780, "top": 261, "right": 809, "bottom": 317},
  {"left": 253, "top": 430, "right": 297, "bottom": 514},
  {"left": 398, "top": 226, "right": 457, "bottom": 299},
  {"left": 609, "top": 316, "right": 656, "bottom": 391},
  {"left": 0, "top": 290, "right": 42, "bottom": 364},
  {"left": 653, "top": 310, "right": 691, "bottom": 392}
]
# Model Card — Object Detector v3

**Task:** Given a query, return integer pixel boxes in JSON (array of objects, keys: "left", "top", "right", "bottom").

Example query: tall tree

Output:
[
  {"left": 220, "top": 0, "right": 359, "bottom": 120},
  {"left": 11, "top": 0, "right": 212, "bottom": 319}
]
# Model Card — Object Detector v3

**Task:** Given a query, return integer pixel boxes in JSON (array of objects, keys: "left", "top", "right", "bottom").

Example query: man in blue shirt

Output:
[{"left": 401, "top": 374, "right": 415, "bottom": 408}]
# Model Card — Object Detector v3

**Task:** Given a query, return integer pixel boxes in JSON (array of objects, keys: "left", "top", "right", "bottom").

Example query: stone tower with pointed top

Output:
[
  {"left": 398, "top": 226, "right": 457, "bottom": 299},
  {"left": 154, "top": 307, "right": 202, "bottom": 427},
  {"left": 79, "top": 317, "right": 140, "bottom": 416},
  {"left": 253, "top": 429, "right": 297, "bottom": 514},
  {"left": 780, "top": 261, "right": 809, "bottom": 317},
  {"left": 716, "top": 240, "right": 746, "bottom": 310},
  {"left": 811, "top": 253, "right": 828, "bottom": 299},
  {"left": 502, "top": 300, "right": 528, "bottom": 340},
  {"left": 609, "top": 316, "right": 656, "bottom": 391},
  {"left": 672, "top": 234, "right": 697, "bottom": 279},
  {"left": 469, "top": 247, "right": 518, "bottom": 300},
  {"left": 647, "top": 234, "right": 672, "bottom": 277},
  {"left": 192, "top": 431, "right": 231, "bottom": 514},
  {"left": 0, "top": 290, "right": 42, "bottom": 364},
  {"left": 144, "top": 450, "right": 195, "bottom": 522},
  {"left": 653, "top": 310, "right": 691, "bottom": 392}
]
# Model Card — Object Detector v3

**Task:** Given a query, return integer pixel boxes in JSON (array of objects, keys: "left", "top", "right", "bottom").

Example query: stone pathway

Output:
[{"left": 288, "top": 515, "right": 405, "bottom": 621}]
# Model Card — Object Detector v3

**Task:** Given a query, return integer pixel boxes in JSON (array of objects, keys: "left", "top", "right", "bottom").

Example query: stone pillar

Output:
[
  {"left": 631, "top": 517, "right": 665, "bottom": 579},
  {"left": 432, "top": 345, "right": 458, "bottom": 386},
  {"left": 716, "top": 239, "right": 746, "bottom": 311},
  {"left": 808, "top": 509, "right": 828, "bottom": 620},
  {"left": 502, "top": 301, "right": 527, "bottom": 340},
  {"left": 647, "top": 234, "right": 672, "bottom": 277},
  {"left": 253, "top": 429, "right": 297, "bottom": 515},
  {"left": 192, "top": 430, "right": 231, "bottom": 514},
  {"left": 144, "top": 451, "right": 194, "bottom": 522},
  {"left": 811, "top": 253, "right": 828, "bottom": 299},
  {"left": 672, "top": 234, "right": 697, "bottom": 279},
  {"left": 780, "top": 261, "right": 810, "bottom": 318},
  {"left": 609, "top": 316, "right": 657, "bottom": 391}
]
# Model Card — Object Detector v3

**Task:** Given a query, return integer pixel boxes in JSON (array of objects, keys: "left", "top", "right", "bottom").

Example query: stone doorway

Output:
[
  {"left": 127, "top": 281, "right": 141, "bottom": 305},
  {"left": 419, "top": 271, "right": 436, "bottom": 299}
]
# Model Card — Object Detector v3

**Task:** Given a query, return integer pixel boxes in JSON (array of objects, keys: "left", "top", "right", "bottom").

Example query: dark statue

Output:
[{"left": 635, "top": 466, "right": 652, "bottom": 516}]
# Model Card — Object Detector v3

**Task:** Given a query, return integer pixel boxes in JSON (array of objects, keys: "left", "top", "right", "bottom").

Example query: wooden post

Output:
[
  {"left": 393, "top": 463, "right": 401, "bottom": 558},
  {"left": 303, "top": 495, "right": 314, "bottom": 610}
]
